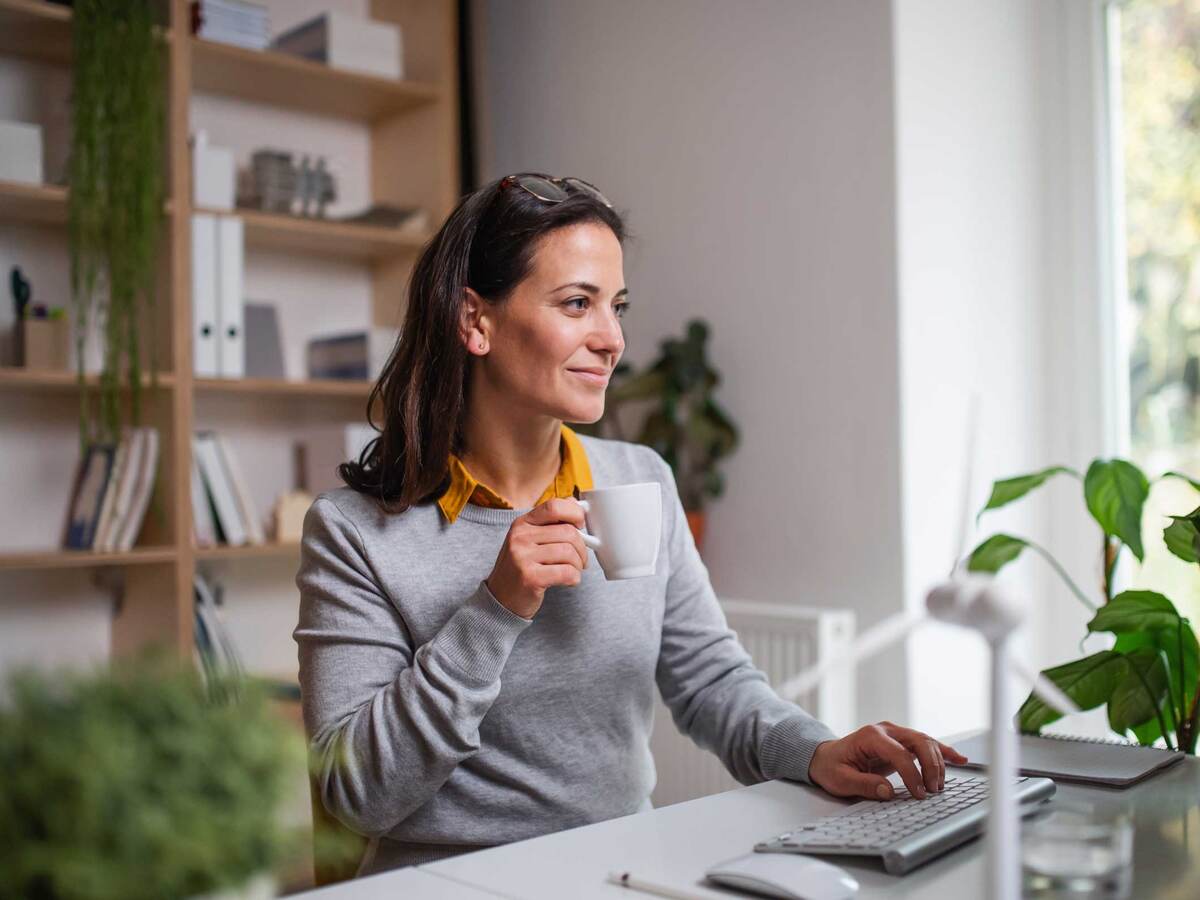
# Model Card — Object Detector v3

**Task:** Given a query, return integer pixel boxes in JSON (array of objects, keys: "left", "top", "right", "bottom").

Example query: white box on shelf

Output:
[
  {"left": 191, "top": 213, "right": 219, "bottom": 378},
  {"left": 0, "top": 120, "right": 43, "bottom": 184},
  {"left": 272, "top": 11, "right": 403, "bottom": 80},
  {"left": 191, "top": 130, "right": 235, "bottom": 210}
]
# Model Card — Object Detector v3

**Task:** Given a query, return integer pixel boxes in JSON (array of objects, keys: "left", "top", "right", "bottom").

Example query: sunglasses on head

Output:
[{"left": 500, "top": 173, "right": 613, "bottom": 209}]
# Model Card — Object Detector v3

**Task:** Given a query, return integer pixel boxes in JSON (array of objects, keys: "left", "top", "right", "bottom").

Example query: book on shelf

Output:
[
  {"left": 114, "top": 428, "right": 159, "bottom": 552},
  {"left": 193, "top": 571, "right": 245, "bottom": 685},
  {"left": 192, "top": 430, "right": 263, "bottom": 547},
  {"left": 61, "top": 428, "right": 160, "bottom": 552},
  {"left": 306, "top": 327, "right": 397, "bottom": 381},
  {"left": 62, "top": 443, "right": 116, "bottom": 550}
]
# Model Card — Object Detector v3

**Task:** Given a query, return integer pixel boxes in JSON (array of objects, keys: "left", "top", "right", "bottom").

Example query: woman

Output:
[{"left": 294, "top": 173, "right": 965, "bottom": 876}]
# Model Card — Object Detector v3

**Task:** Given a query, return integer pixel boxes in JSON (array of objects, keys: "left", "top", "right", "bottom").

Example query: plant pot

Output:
[{"left": 686, "top": 509, "right": 706, "bottom": 553}]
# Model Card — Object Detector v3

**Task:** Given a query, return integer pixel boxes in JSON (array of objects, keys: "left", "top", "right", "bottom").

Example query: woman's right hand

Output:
[{"left": 486, "top": 498, "right": 590, "bottom": 619}]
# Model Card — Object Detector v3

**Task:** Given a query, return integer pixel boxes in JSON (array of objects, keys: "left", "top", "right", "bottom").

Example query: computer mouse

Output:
[{"left": 705, "top": 851, "right": 859, "bottom": 900}]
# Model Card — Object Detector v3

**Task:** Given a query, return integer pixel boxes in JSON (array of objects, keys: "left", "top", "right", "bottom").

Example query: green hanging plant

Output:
[{"left": 68, "top": 0, "right": 166, "bottom": 449}]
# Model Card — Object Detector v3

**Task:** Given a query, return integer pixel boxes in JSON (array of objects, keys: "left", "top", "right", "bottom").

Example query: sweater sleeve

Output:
[
  {"left": 293, "top": 497, "right": 532, "bottom": 837},
  {"left": 650, "top": 453, "right": 839, "bottom": 785}
]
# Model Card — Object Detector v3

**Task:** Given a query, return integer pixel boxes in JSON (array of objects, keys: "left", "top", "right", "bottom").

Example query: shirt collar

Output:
[{"left": 438, "top": 425, "right": 593, "bottom": 524}]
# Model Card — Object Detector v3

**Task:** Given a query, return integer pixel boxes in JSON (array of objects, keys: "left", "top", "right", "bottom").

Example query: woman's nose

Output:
[{"left": 593, "top": 309, "right": 625, "bottom": 356}]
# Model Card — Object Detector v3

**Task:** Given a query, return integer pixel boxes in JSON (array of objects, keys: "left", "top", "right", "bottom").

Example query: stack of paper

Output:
[{"left": 194, "top": 0, "right": 270, "bottom": 51}]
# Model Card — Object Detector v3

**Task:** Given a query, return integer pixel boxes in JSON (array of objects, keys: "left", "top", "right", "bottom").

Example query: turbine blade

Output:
[{"left": 778, "top": 610, "right": 925, "bottom": 701}]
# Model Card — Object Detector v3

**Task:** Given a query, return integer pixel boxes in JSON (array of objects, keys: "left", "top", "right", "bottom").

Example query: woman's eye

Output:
[
  {"left": 614, "top": 302, "right": 630, "bottom": 319},
  {"left": 565, "top": 297, "right": 588, "bottom": 311}
]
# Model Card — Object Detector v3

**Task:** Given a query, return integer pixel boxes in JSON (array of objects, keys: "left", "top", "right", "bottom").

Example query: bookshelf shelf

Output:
[
  {"left": 194, "top": 205, "right": 429, "bottom": 261},
  {"left": 0, "top": 179, "right": 68, "bottom": 225},
  {"left": 195, "top": 542, "right": 301, "bottom": 561},
  {"left": 0, "top": 0, "right": 71, "bottom": 65},
  {"left": 0, "top": 367, "right": 177, "bottom": 392},
  {"left": 191, "top": 37, "right": 440, "bottom": 122},
  {"left": 193, "top": 376, "right": 372, "bottom": 399},
  {"left": 0, "top": 546, "right": 178, "bottom": 571},
  {"left": 0, "top": 0, "right": 174, "bottom": 66}
]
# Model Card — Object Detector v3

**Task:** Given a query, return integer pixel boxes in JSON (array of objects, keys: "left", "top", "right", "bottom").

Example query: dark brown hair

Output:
[{"left": 338, "top": 175, "right": 627, "bottom": 512}]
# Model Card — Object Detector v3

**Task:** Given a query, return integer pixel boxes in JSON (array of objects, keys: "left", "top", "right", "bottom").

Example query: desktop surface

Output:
[{"left": 415, "top": 755, "right": 1200, "bottom": 899}]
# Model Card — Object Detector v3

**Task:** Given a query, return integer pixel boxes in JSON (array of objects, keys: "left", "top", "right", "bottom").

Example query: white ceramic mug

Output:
[{"left": 576, "top": 482, "right": 662, "bottom": 580}]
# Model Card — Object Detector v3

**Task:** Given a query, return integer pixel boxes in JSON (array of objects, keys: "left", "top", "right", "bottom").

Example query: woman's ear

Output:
[{"left": 460, "top": 287, "right": 491, "bottom": 356}]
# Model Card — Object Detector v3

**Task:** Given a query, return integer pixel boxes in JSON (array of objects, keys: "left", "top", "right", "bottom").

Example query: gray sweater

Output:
[{"left": 294, "top": 435, "right": 837, "bottom": 874}]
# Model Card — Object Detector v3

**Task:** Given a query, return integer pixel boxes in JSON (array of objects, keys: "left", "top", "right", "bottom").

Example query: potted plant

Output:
[
  {"left": 0, "top": 655, "right": 307, "bottom": 899},
  {"left": 581, "top": 319, "right": 738, "bottom": 551},
  {"left": 68, "top": 0, "right": 166, "bottom": 448},
  {"left": 967, "top": 460, "right": 1200, "bottom": 752}
]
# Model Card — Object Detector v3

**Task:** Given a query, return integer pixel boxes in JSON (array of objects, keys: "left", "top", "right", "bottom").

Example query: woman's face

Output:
[{"left": 474, "top": 222, "right": 628, "bottom": 424}]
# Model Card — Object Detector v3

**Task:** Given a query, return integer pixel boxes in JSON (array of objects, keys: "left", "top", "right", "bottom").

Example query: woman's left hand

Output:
[{"left": 808, "top": 722, "right": 968, "bottom": 801}]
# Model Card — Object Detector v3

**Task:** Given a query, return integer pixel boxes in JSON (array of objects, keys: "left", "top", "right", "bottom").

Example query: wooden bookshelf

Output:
[
  {"left": 194, "top": 205, "right": 429, "bottom": 261},
  {"left": 0, "top": 0, "right": 460, "bottom": 659},
  {"left": 194, "top": 376, "right": 373, "bottom": 398},
  {"left": 0, "top": 366, "right": 177, "bottom": 392},
  {"left": 0, "top": 179, "right": 68, "bottom": 225},
  {"left": 0, "top": 546, "right": 178, "bottom": 571},
  {"left": 191, "top": 37, "right": 439, "bottom": 122},
  {"left": 0, "top": 0, "right": 72, "bottom": 65}
]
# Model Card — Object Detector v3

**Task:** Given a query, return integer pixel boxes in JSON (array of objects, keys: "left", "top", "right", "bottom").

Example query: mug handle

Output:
[{"left": 575, "top": 498, "right": 602, "bottom": 550}]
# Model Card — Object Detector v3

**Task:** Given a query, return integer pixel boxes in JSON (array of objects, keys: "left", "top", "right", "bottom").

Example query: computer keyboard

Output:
[{"left": 755, "top": 774, "right": 1056, "bottom": 875}]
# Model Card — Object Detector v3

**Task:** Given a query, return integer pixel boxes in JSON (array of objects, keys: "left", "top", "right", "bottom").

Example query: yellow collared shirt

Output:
[{"left": 437, "top": 425, "right": 593, "bottom": 524}]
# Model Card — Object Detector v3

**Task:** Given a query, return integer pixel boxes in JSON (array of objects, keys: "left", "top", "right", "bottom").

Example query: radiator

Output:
[{"left": 649, "top": 600, "right": 856, "bottom": 807}]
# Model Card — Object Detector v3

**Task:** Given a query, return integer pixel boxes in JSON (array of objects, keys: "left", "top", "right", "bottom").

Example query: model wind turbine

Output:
[{"left": 778, "top": 401, "right": 1080, "bottom": 900}]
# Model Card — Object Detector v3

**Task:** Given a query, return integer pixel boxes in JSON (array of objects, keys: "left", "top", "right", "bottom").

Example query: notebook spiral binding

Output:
[{"left": 1034, "top": 732, "right": 1145, "bottom": 748}]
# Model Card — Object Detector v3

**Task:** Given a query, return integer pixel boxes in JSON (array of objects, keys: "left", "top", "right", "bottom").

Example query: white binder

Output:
[
  {"left": 217, "top": 215, "right": 245, "bottom": 378},
  {"left": 191, "top": 213, "right": 219, "bottom": 378}
]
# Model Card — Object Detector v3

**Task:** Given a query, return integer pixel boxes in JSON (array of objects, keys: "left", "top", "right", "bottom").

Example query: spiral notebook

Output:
[{"left": 951, "top": 731, "right": 1185, "bottom": 787}]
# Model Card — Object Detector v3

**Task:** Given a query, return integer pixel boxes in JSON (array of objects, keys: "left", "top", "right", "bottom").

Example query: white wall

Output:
[
  {"left": 892, "top": 0, "right": 1053, "bottom": 737},
  {"left": 479, "top": 0, "right": 909, "bottom": 727}
]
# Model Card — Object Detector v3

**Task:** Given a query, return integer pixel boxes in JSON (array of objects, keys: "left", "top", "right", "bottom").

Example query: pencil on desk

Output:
[{"left": 606, "top": 870, "right": 710, "bottom": 900}]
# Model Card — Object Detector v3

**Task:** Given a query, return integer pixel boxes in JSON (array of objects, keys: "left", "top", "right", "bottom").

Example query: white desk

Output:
[
  {"left": 296, "top": 866, "right": 498, "bottom": 898},
  {"left": 296, "top": 756, "right": 1200, "bottom": 898}
]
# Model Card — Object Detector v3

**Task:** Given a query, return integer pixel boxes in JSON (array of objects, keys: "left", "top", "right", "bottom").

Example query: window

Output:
[{"left": 1112, "top": 0, "right": 1200, "bottom": 612}]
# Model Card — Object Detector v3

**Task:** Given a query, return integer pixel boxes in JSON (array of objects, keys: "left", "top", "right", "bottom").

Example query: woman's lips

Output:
[{"left": 568, "top": 368, "right": 610, "bottom": 387}]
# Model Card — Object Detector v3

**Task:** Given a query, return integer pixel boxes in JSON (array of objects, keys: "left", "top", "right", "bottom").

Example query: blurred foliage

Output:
[
  {"left": 1119, "top": 0, "right": 1200, "bottom": 628},
  {"left": 0, "top": 655, "right": 308, "bottom": 900},
  {"left": 1121, "top": 0, "right": 1200, "bottom": 467},
  {"left": 578, "top": 320, "right": 739, "bottom": 511}
]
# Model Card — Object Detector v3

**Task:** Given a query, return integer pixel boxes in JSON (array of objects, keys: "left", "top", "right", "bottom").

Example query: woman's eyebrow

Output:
[{"left": 551, "top": 281, "right": 629, "bottom": 298}]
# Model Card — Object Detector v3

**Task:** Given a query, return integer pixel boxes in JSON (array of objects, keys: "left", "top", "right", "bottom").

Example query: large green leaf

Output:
[
  {"left": 1107, "top": 647, "right": 1169, "bottom": 735},
  {"left": 1164, "top": 517, "right": 1200, "bottom": 564},
  {"left": 966, "top": 534, "right": 1028, "bottom": 574},
  {"left": 1115, "top": 625, "right": 1199, "bottom": 730},
  {"left": 1130, "top": 715, "right": 1163, "bottom": 746},
  {"left": 978, "top": 466, "right": 1077, "bottom": 519},
  {"left": 1088, "top": 590, "right": 1182, "bottom": 633},
  {"left": 1163, "top": 503, "right": 1200, "bottom": 566},
  {"left": 1084, "top": 459, "right": 1150, "bottom": 561},
  {"left": 1017, "top": 651, "right": 1128, "bottom": 732},
  {"left": 1162, "top": 471, "right": 1200, "bottom": 492}
]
